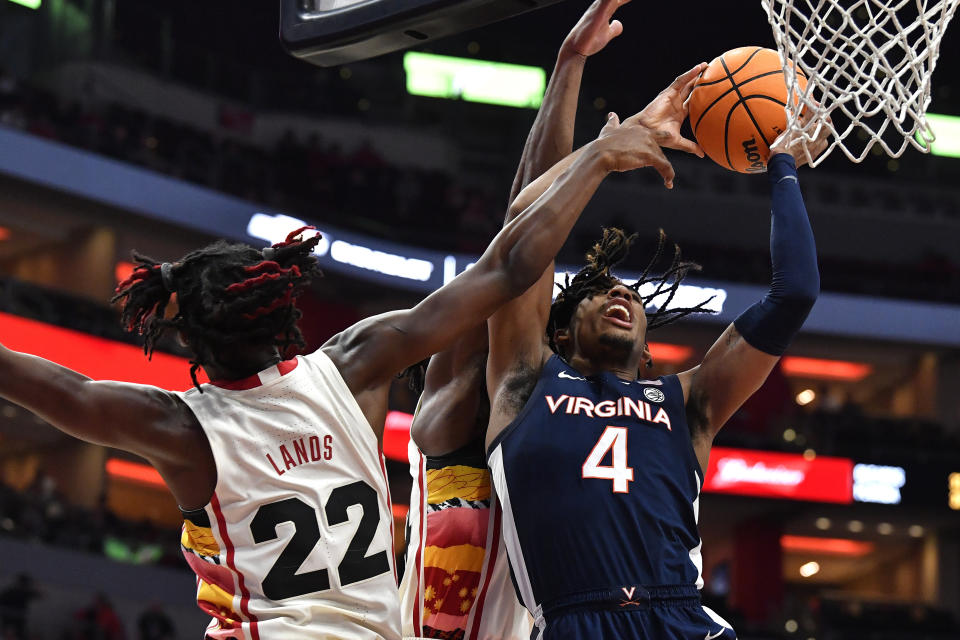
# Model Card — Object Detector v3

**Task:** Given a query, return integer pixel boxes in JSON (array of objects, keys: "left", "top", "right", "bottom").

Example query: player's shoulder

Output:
[
  {"left": 636, "top": 372, "right": 678, "bottom": 387},
  {"left": 300, "top": 349, "right": 357, "bottom": 393},
  {"left": 138, "top": 382, "right": 198, "bottom": 418},
  {"left": 542, "top": 351, "right": 581, "bottom": 378},
  {"left": 302, "top": 347, "right": 329, "bottom": 366},
  {"left": 632, "top": 374, "right": 684, "bottom": 408},
  {"left": 669, "top": 365, "right": 699, "bottom": 403}
]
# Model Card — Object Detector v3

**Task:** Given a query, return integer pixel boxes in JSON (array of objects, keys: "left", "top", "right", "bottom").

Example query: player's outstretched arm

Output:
[
  {"left": 412, "top": 327, "right": 488, "bottom": 455},
  {"left": 681, "top": 120, "right": 830, "bottom": 463},
  {"left": 325, "top": 120, "right": 673, "bottom": 403},
  {"left": 0, "top": 345, "right": 210, "bottom": 506},
  {"left": 413, "top": 0, "right": 628, "bottom": 455},
  {"left": 508, "top": 0, "right": 629, "bottom": 206},
  {"left": 508, "top": 61, "right": 707, "bottom": 217}
]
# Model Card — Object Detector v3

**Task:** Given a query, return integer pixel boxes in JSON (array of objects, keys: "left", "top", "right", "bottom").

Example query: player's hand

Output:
[
  {"left": 595, "top": 112, "right": 675, "bottom": 189},
  {"left": 559, "top": 0, "right": 630, "bottom": 59},
  {"left": 631, "top": 62, "right": 708, "bottom": 158},
  {"left": 768, "top": 107, "right": 831, "bottom": 168}
]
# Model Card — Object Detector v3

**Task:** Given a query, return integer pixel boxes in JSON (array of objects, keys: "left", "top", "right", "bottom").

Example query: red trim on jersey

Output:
[
  {"left": 276, "top": 359, "right": 297, "bottom": 377},
  {"left": 211, "top": 493, "right": 260, "bottom": 640},
  {"left": 379, "top": 453, "right": 397, "bottom": 583},
  {"left": 468, "top": 501, "right": 502, "bottom": 640},
  {"left": 412, "top": 451, "right": 426, "bottom": 636},
  {"left": 210, "top": 358, "right": 299, "bottom": 390}
]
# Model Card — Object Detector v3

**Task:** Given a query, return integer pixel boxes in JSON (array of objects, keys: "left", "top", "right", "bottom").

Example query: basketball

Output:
[{"left": 688, "top": 46, "right": 807, "bottom": 174}]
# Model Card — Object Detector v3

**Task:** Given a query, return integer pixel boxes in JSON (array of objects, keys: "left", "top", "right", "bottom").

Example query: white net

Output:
[{"left": 762, "top": 0, "right": 960, "bottom": 166}]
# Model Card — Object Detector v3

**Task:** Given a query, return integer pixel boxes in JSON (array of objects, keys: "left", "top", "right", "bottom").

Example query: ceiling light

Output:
[
  {"left": 796, "top": 389, "right": 816, "bottom": 405},
  {"left": 781, "top": 535, "right": 874, "bottom": 556},
  {"left": 848, "top": 520, "right": 864, "bottom": 533},
  {"left": 781, "top": 356, "right": 872, "bottom": 381},
  {"left": 105, "top": 459, "right": 166, "bottom": 488},
  {"left": 799, "top": 561, "right": 820, "bottom": 578},
  {"left": 647, "top": 342, "right": 694, "bottom": 364},
  {"left": 815, "top": 517, "right": 831, "bottom": 530}
]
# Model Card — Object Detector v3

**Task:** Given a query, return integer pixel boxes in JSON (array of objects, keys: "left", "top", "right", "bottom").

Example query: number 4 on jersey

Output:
[{"left": 582, "top": 426, "right": 634, "bottom": 493}]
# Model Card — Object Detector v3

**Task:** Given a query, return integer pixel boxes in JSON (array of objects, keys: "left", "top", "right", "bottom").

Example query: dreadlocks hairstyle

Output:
[
  {"left": 111, "top": 226, "right": 323, "bottom": 389},
  {"left": 546, "top": 228, "right": 714, "bottom": 357}
]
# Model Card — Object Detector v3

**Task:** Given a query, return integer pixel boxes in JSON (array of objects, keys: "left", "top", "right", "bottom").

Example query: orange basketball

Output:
[{"left": 688, "top": 46, "right": 806, "bottom": 174}]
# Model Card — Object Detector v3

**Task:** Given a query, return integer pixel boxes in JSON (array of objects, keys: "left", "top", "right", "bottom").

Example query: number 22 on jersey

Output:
[
  {"left": 582, "top": 426, "right": 634, "bottom": 493},
  {"left": 251, "top": 480, "right": 391, "bottom": 600}
]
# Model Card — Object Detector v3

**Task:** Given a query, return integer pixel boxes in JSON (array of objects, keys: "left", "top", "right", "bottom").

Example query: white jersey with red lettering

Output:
[
  {"left": 400, "top": 438, "right": 532, "bottom": 640},
  {"left": 177, "top": 349, "right": 400, "bottom": 640}
]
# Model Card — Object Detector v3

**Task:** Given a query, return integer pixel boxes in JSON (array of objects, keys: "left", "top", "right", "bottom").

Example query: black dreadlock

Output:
[
  {"left": 111, "top": 227, "right": 323, "bottom": 390},
  {"left": 547, "top": 228, "right": 714, "bottom": 357}
]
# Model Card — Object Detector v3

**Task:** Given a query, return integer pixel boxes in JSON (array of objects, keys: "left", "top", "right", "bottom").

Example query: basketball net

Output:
[{"left": 762, "top": 0, "right": 960, "bottom": 166}]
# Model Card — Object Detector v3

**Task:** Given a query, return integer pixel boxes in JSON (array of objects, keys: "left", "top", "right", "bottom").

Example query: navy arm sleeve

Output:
[{"left": 732, "top": 153, "right": 820, "bottom": 356}]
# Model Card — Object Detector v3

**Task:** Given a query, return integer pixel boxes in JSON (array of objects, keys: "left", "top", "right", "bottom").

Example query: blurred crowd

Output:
[
  {"left": 0, "top": 70, "right": 502, "bottom": 255},
  {"left": 0, "top": 475, "right": 181, "bottom": 570},
  {"left": 0, "top": 473, "right": 181, "bottom": 638},
  {"left": 0, "top": 571, "right": 177, "bottom": 640},
  {"left": 715, "top": 366, "right": 960, "bottom": 461},
  {"left": 814, "top": 597, "right": 959, "bottom": 640}
]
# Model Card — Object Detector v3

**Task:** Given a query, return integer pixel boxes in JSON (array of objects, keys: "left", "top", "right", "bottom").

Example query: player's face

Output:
[{"left": 570, "top": 283, "right": 648, "bottom": 363}]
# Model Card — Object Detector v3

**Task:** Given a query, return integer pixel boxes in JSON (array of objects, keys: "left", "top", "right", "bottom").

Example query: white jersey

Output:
[
  {"left": 177, "top": 350, "right": 400, "bottom": 639},
  {"left": 400, "top": 439, "right": 532, "bottom": 640}
]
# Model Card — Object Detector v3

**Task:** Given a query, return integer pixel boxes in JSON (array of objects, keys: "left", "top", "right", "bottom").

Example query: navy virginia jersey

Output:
[{"left": 488, "top": 355, "right": 734, "bottom": 639}]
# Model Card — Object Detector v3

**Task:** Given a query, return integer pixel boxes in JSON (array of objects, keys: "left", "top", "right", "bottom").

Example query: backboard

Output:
[{"left": 280, "top": 0, "right": 565, "bottom": 67}]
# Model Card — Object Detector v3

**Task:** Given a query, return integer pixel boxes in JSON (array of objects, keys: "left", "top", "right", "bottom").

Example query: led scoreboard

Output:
[{"left": 280, "top": 0, "right": 563, "bottom": 67}]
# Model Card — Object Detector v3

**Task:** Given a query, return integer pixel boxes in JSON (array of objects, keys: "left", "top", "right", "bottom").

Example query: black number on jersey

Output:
[
  {"left": 249, "top": 480, "right": 390, "bottom": 600},
  {"left": 326, "top": 481, "right": 391, "bottom": 586},
  {"left": 251, "top": 498, "right": 330, "bottom": 600}
]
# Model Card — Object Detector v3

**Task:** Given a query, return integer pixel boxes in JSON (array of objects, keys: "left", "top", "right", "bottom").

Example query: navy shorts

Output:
[{"left": 536, "top": 586, "right": 736, "bottom": 640}]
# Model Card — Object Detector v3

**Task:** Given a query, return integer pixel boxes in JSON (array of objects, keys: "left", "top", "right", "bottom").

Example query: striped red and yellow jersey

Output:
[{"left": 400, "top": 438, "right": 531, "bottom": 640}]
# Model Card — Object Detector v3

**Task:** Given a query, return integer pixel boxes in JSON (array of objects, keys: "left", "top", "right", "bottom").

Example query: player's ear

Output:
[{"left": 642, "top": 342, "right": 653, "bottom": 370}]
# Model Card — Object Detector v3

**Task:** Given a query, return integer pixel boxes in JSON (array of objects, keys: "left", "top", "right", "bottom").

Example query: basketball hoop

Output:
[{"left": 762, "top": 0, "right": 960, "bottom": 166}]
